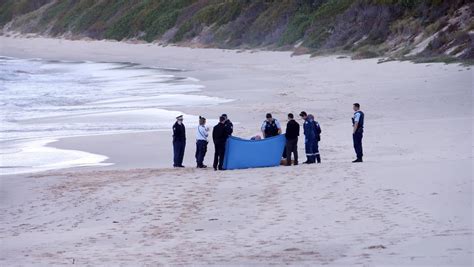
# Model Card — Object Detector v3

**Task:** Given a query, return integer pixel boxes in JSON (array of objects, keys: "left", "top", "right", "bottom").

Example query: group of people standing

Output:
[
  {"left": 172, "top": 114, "right": 232, "bottom": 171},
  {"left": 283, "top": 111, "right": 322, "bottom": 165},
  {"left": 172, "top": 103, "right": 364, "bottom": 170}
]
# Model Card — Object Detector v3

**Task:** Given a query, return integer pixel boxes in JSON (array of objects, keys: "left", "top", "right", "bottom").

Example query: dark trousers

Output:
[
  {"left": 305, "top": 139, "right": 315, "bottom": 163},
  {"left": 173, "top": 140, "right": 186, "bottom": 167},
  {"left": 213, "top": 143, "right": 225, "bottom": 170},
  {"left": 353, "top": 131, "right": 363, "bottom": 159},
  {"left": 285, "top": 138, "right": 298, "bottom": 165},
  {"left": 313, "top": 140, "right": 321, "bottom": 163},
  {"left": 195, "top": 140, "right": 208, "bottom": 167}
]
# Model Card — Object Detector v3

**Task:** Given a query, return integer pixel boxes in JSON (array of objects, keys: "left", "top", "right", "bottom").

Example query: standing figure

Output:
[
  {"left": 261, "top": 113, "right": 282, "bottom": 138},
  {"left": 213, "top": 116, "right": 229, "bottom": 171},
  {"left": 352, "top": 103, "right": 364, "bottom": 163},
  {"left": 309, "top": 114, "right": 322, "bottom": 164},
  {"left": 300, "top": 111, "right": 316, "bottom": 164},
  {"left": 195, "top": 116, "right": 209, "bottom": 168},
  {"left": 172, "top": 115, "right": 186, "bottom": 168},
  {"left": 285, "top": 113, "right": 300, "bottom": 166}
]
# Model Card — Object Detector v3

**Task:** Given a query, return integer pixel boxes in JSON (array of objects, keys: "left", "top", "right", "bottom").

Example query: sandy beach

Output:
[{"left": 0, "top": 36, "right": 472, "bottom": 265}]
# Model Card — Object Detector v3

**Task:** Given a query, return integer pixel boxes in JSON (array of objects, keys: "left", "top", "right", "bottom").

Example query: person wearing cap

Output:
[
  {"left": 213, "top": 116, "right": 230, "bottom": 171},
  {"left": 285, "top": 113, "right": 300, "bottom": 166},
  {"left": 261, "top": 113, "right": 282, "bottom": 138},
  {"left": 300, "top": 111, "right": 316, "bottom": 164},
  {"left": 172, "top": 115, "right": 186, "bottom": 168},
  {"left": 195, "top": 116, "right": 209, "bottom": 168},
  {"left": 222, "top": 114, "right": 233, "bottom": 136},
  {"left": 308, "top": 114, "right": 322, "bottom": 163},
  {"left": 352, "top": 103, "right": 365, "bottom": 162}
]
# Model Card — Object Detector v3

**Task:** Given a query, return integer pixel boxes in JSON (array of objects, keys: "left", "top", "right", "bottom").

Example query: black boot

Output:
[
  {"left": 316, "top": 155, "right": 321, "bottom": 164},
  {"left": 352, "top": 158, "right": 363, "bottom": 163}
]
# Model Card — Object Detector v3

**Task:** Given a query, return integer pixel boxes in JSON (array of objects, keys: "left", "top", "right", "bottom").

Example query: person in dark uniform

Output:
[
  {"left": 285, "top": 113, "right": 299, "bottom": 166},
  {"left": 309, "top": 114, "right": 322, "bottom": 164},
  {"left": 213, "top": 116, "right": 229, "bottom": 171},
  {"left": 222, "top": 114, "right": 233, "bottom": 136},
  {"left": 352, "top": 103, "right": 365, "bottom": 163},
  {"left": 261, "top": 113, "right": 282, "bottom": 138},
  {"left": 300, "top": 111, "right": 316, "bottom": 164},
  {"left": 172, "top": 115, "right": 186, "bottom": 168}
]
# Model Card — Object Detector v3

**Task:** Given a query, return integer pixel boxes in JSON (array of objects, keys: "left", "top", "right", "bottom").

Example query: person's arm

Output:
[
  {"left": 261, "top": 121, "right": 266, "bottom": 138},
  {"left": 353, "top": 113, "right": 360, "bottom": 134},
  {"left": 276, "top": 120, "right": 282, "bottom": 134}
]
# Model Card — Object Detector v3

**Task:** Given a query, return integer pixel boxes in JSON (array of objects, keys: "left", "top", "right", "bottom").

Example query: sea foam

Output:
[{"left": 0, "top": 57, "right": 230, "bottom": 175}]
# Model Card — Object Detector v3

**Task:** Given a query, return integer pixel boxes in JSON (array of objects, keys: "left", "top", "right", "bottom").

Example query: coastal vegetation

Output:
[{"left": 1, "top": 0, "right": 472, "bottom": 61}]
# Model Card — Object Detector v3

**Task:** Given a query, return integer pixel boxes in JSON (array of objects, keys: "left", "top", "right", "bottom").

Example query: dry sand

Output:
[{"left": 0, "top": 36, "right": 472, "bottom": 266}]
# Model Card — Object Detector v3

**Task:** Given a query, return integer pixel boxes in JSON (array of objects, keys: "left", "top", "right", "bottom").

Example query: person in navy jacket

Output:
[
  {"left": 172, "top": 115, "right": 186, "bottom": 168},
  {"left": 308, "top": 114, "right": 322, "bottom": 164},
  {"left": 300, "top": 111, "right": 316, "bottom": 164}
]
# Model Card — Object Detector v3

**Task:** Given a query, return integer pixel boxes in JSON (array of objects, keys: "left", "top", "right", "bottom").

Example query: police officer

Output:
[
  {"left": 195, "top": 116, "right": 209, "bottom": 168},
  {"left": 213, "top": 116, "right": 229, "bottom": 171},
  {"left": 285, "top": 113, "right": 300, "bottom": 166},
  {"left": 309, "top": 114, "right": 322, "bottom": 164},
  {"left": 352, "top": 103, "right": 364, "bottom": 163},
  {"left": 261, "top": 113, "right": 281, "bottom": 138},
  {"left": 172, "top": 115, "right": 186, "bottom": 168},
  {"left": 222, "top": 114, "right": 233, "bottom": 136},
  {"left": 300, "top": 111, "right": 316, "bottom": 164}
]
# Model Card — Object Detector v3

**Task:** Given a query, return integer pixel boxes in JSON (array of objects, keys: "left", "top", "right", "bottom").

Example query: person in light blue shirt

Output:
[
  {"left": 352, "top": 103, "right": 365, "bottom": 163},
  {"left": 195, "top": 116, "right": 209, "bottom": 168}
]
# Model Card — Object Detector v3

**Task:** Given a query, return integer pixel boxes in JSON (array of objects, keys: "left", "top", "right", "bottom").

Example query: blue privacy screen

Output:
[{"left": 223, "top": 135, "right": 286, "bottom": 170}]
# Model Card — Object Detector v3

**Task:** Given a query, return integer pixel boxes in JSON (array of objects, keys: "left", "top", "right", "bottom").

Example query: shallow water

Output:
[{"left": 0, "top": 56, "right": 231, "bottom": 175}]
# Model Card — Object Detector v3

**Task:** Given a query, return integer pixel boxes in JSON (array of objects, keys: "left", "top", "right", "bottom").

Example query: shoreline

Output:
[
  {"left": 1, "top": 35, "right": 471, "bottom": 173},
  {"left": 0, "top": 51, "right": 234, "bottom": 175}
]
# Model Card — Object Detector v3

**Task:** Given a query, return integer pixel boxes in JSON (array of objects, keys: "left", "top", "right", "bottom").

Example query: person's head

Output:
[
  {"left": 199, "top": 116, "right": 206, "bottom": 126},
  {"left": 288, "top": 113, "right": 294, "bottom": 120},
  {"left": 176, "top": 115, "right": 184, "bottom": 124},
  {"left": 299, "top": 111, "right": 307, "bottom": 120},
  {"left": 221, "top": 114, "right": 228, "bottom": 121},
  {"left": 219, "top": 116, "right": 226, "bottom": 123},
  {"left": 353, "top": 103, "right": 360, "bottom": 111},
  {"left": 266, "top": 113, "right": 273, "bottom": 122}
]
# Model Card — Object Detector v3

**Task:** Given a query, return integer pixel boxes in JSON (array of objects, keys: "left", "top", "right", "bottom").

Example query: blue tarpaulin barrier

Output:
[{"left": 223, "top": 135, "right": 286, "bottom": 170}]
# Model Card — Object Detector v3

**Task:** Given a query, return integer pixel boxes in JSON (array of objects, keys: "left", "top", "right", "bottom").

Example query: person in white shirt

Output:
[{"left": 195, "top": 116, "right": 209, "bottom": 168}]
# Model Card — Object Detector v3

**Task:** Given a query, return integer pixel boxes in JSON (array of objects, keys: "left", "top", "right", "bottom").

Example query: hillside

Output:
[{"left": 1, "top": 0, "right": 473, "bottom": 61}]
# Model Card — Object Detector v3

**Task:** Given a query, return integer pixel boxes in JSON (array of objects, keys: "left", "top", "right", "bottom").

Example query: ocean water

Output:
[{"left": 0, "top": 56, "right": 231, "bottom": 175}]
